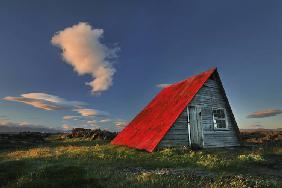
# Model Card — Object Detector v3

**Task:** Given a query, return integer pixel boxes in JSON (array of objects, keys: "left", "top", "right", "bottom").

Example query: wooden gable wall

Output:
[{"left": 158, "top": 73, "right": 240, "bottom": 148}]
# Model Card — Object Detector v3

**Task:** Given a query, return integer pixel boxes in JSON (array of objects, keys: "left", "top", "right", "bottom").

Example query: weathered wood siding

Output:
[
  {"left": 189, "top": 77, "right": 240, "bottom": 148},
  {"left": 157, "top": 109, "right": 189, "bottom": 148},
  {"left": 158, "top": 75, "right": 240, "bottom": 149}
]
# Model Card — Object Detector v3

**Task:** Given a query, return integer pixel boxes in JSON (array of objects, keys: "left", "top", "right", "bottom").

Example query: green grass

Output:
[{"left": 0, "top": 135, "right": 281, "bottom": 188}]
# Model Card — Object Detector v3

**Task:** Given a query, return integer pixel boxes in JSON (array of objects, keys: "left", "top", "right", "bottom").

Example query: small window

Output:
[{"left": 212, "top": 108, "right": 228, "bottom": 129}]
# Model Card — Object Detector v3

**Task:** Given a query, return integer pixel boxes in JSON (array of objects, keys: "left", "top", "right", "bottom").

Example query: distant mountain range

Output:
[{"left": 0, "top": 125, "right": 62, "bottom": 133}]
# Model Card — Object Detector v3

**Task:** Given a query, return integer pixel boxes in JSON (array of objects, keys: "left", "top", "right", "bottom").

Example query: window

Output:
[{"left": 212, "top": 108, "right": 228, "bottom": 129}]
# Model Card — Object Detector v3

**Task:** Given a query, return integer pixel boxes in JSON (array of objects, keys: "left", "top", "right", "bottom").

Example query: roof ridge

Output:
[{"left": 162, "top": 67, "right": 217, "bottom": 90}]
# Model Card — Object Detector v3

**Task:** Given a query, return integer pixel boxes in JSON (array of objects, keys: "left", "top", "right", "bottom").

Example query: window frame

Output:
[{"left": 212, "top": 107, "right": 229, "bottom": 130}]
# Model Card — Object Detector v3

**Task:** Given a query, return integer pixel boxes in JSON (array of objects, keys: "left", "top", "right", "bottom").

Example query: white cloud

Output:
[
  {"left": 73, "top": 108, "right": 108, "bottom": 117},
  {"left": 249, "top": 124, "right": 265, "bottom": 129},
  {"left": 114, "top": 120, "right": 128, "bottom": 130},
  {"left": 99, "top": 119, "right": 111, "bottom": 123},
  {"left": 86, "top": 120, "right": 100, "bottom": 129},
  {"left": 22, "top": 93, "right": 64, "bottom": 103},
  {"left": 63, "top": 115, "right": 80, "bottom": 120},
  {"left": 51, "top": 22, "right": 119, "bottom": 93},
  {"left": 74, "top": 108, "right": 99, "bottom": 116},
  {"left": 156, "top": 84, "right": 171, "bottom": 88},
  {"left": 3, "top": 93, "right": 84, "bottom": 111},
  {"left": 87, "top": 120, "right": 97, "bottom": 124},
  {"left": 3, "top": 96, "right": 64, "bottom": 110},
  {"left": 18, "top": 121, "right": 30, "bottom": 126}
]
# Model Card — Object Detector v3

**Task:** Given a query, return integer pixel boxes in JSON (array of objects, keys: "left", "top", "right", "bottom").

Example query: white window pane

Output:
[
  {"left": 216, "top": 120, "right": 226, "bottom": 128},
  {"left": 212, "top": 108, "right": 227, "bottom": 129}
]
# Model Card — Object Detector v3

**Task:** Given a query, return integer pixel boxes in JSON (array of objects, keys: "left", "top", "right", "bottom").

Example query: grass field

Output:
[{"left": 0, "top": 131, "right": 281, "bottom": 188}]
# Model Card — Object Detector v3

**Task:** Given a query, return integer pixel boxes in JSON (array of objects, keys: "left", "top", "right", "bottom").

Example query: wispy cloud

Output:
[
  {"left": 22, "top": 93, "right": 64, "bottom": 103},
  {"left": 249, "top": 124, "right": 265, "bottom": 129},
  {"left": 51, "top": 22, "right": 119, "bottom": 94},
  {"left": 74, "top": 108, "right": 108, "bottom": 117},
  {"left": 3, "top": 92, "right": 124, "bottom": 131},
  {"left": 247, "top": 109, "right": 282, "bottom": 118},
  {"left": 99, "top": 119, "right": 111, "bottom": 123},
  {"left": 86, "top": 120, "right": 96, "bottom": 124},
  {"left": 156, "top": 83, "right": 171, "bottom": 88},
  {"left": 63, "top": 115, "right": 80, "bottom": 120},
  {"left": 114, "top": 120, "right": 128, "bottom": 130},
  {"left": 86, "top": 120, "right": 100, "bottom": 129},
  {"left": 3, "top": 93, "right": 84, "bottom": 111},
  {"left": 3, "top": 96, "right": 64, "bottom": 110}
]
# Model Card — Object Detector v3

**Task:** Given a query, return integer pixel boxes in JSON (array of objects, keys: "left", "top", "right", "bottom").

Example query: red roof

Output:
[{"left": 111, "top": 67, "right": 217, "bottom": 152}]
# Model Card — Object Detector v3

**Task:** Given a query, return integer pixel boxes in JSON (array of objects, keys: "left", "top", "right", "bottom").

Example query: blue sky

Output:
[{"left": 0, "top": 0, "right": 282, "bottom": 131}]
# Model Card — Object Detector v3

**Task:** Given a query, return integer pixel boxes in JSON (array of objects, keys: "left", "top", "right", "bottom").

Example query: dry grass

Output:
[{"left": 0, "top": 132, "right": 281, "bottom": 188}]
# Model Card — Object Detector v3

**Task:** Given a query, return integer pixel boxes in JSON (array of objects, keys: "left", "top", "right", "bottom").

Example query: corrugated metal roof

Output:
[{"left": 111, "top": 67, "right": 217, "bottom": 152}]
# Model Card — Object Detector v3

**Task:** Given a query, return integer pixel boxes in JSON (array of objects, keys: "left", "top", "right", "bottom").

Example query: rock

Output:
[{"left": 69, "top": 128, "right": 117, "bottom": 141}]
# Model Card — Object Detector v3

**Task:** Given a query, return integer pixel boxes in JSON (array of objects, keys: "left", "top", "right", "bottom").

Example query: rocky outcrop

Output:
[{"left": 65, "top": 128, "right": 117, "bottom": 140}]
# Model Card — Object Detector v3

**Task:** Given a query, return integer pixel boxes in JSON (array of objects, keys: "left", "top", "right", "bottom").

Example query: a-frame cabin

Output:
[{"left": 111, "top": 68, "right": 240, "bottom": 152}]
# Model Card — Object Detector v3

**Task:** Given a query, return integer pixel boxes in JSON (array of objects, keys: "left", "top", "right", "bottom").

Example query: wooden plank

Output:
[
  {"left": 165, "top": 130, "right": 188, "bottom": 134},
  {"left": 159, "top": 140, "right": 188, "bottom": 145},
  {"left": 172, "top": 123, "right": 187, "bottom": 128},
  {"left": 176, "top": 119, "right": 187, "bottom": 122},
  {"left": 158, "top": 107, "right": 189, "bottom": 147},
  {"left": 162, "top": 134, "right": 188, "bottom": 140}
]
